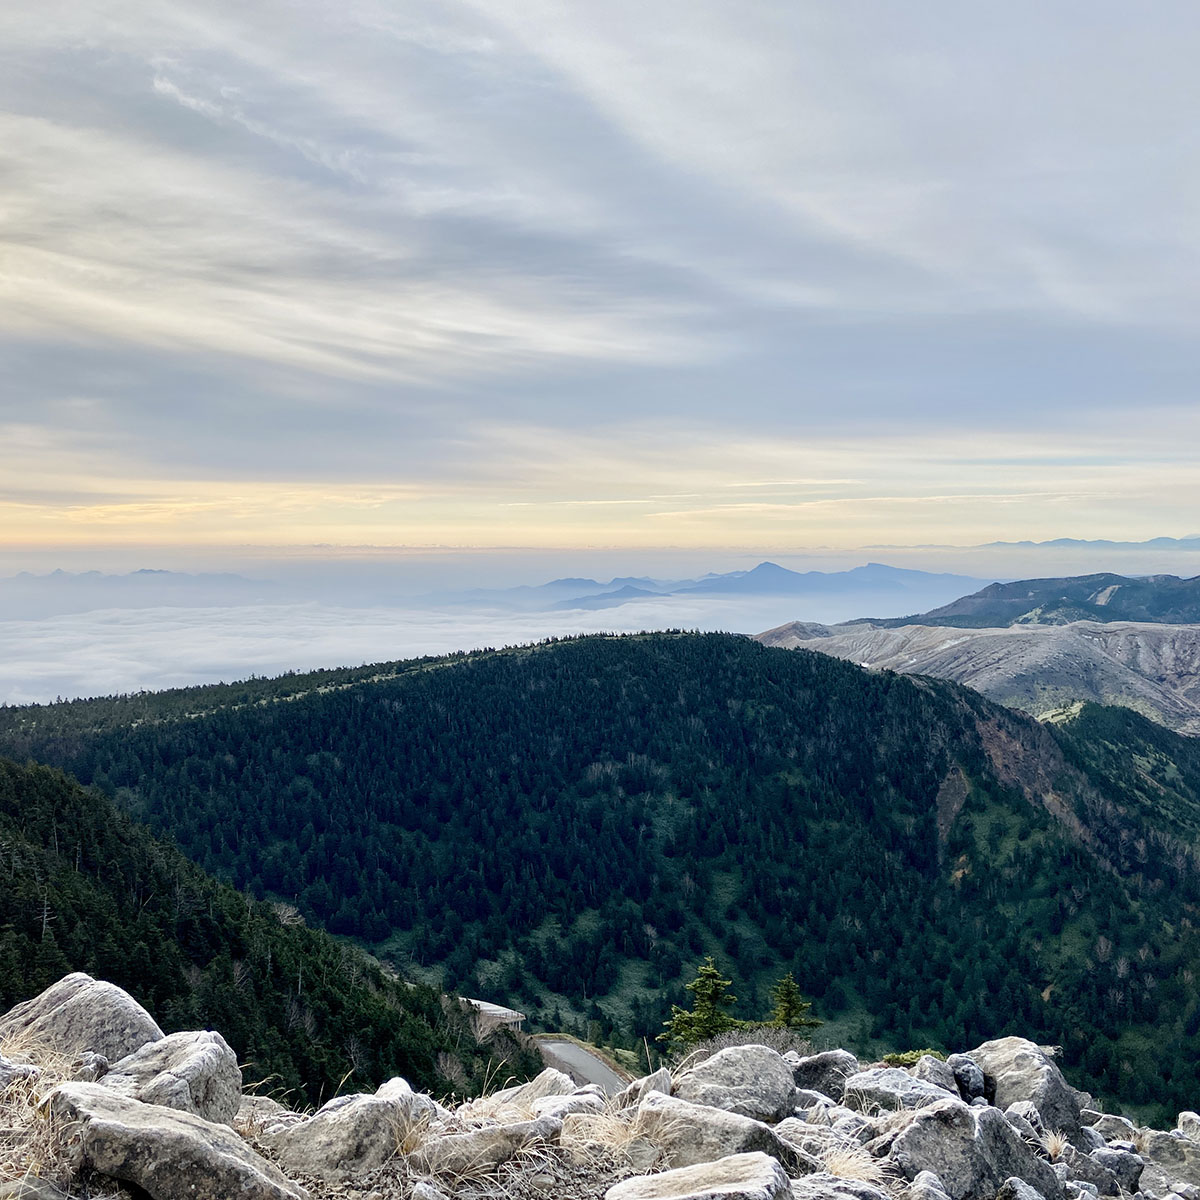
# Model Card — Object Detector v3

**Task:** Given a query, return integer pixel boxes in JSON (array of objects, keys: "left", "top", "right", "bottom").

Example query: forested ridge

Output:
[
  {"left": 7, "top": 632, "right": 1200, "bottom": 1122},
  {"left": 0, "top": 758, "right": 540, "bottom": 1104}
]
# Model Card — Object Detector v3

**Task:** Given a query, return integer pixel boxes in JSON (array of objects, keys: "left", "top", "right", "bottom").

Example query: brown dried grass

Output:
[{"left": 0, "top": 1028, "right": 89, "bottom": 1194}]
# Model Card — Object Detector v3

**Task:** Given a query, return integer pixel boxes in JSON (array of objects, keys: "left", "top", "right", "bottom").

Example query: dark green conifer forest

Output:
[
  {"left": 0, "top": 758, "right": 540, "bottom": 1104},
  {"left": 5, "top": 632, "right": 1200, "bottom": 1123}
]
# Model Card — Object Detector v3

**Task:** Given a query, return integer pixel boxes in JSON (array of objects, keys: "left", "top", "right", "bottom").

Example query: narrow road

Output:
[{"left": 538, "top": 1038, "right": 630, "bottom": 1096}]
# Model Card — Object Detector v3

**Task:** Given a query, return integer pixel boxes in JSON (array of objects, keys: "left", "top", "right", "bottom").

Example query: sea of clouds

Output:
[{"left": 0, "top": 594, "right": 839, "bottom": 705}]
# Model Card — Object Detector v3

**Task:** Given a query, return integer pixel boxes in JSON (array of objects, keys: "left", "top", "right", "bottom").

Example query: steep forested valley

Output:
[
  {"left": 6, "top": 632, "right": 1200, "bottom": 1123},
  {"left": 0, "top": 758, "right": 540, "bottom": 1105}
]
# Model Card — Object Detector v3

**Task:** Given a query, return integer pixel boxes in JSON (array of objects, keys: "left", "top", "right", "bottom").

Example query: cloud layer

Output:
[
  {"left": 4, "top": 1, "right": 1200, "bottom": 547},
  {"left": 0, "top": 594, "right": 872, "bottom": 704}
]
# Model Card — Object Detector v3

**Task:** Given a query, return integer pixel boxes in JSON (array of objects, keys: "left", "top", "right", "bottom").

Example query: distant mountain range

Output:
[
  {"left": 466, "top": 561, "right": 986, "bottom": 614},
  {"left": 982, "top": 536, "right": 1200, "bottom": 550},
  {"left": 757, "top": 571, "right": 1200, "bottom": 735},
  {"left": 0, "top": 562, "right": 986, "bottom": 622}
]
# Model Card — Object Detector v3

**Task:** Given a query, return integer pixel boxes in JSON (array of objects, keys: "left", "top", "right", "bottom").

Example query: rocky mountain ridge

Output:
[
  {"left": 6, "top": 972, "right": 1200, "bottom": 1200},
  {"left": 849, "top": 574, "right": 1200, "bottom": 631},
  {"left": 753, "top": 620, "right": 1200, "bottom": 735}
]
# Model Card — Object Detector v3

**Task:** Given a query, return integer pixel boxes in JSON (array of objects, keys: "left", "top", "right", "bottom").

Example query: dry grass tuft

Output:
[
  {"left": 454, "top": 1064, "right": 527, "bottom": 1124},
  {"left": 822, "top": 1143, "right": 895, "bottom": 1187},
  {"left": 1041, "top": 1129, "right": 1070, "bottom": 1162},
  {"left": 556, "top": 1096, "right": 673, "bottom": 1174},
  {"left": 0, "top": 1029, "right": 90, "bottom": 1194},
  {"left": 392, "top": 1107, "right": 435, "bottom": 1157}
]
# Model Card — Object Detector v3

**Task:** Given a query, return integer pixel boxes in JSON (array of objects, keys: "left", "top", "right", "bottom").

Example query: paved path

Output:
[{"left": 539, "top": 1039, "right": 629, "bottom": 1096}]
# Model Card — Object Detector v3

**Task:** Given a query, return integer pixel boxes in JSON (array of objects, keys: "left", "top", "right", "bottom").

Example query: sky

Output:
[{"left": 5, "top": 1, "right": 1200, "bottom": 559}]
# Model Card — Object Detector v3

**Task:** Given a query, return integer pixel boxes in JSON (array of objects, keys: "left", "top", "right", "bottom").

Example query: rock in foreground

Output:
[
  {"left": 47, "top": 1082, "right": 307, "bottom": 1200},
  {"left": 0, "top": 972, "right": 162, "bottom": 1061},
  {"left": 606, "top": 1151, "right": 793, "bottom": 1200},
  {"left": 99, "top": 1029, "right": 242, "bottom": 1124}
]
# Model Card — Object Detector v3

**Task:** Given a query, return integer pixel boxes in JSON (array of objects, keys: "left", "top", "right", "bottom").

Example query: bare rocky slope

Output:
[
  {"left": 755, "top": 620, "right": 1200, "bottom": 735},
  {"left": 7, "top": 971, "right": 1200, "bottom": 1200}
]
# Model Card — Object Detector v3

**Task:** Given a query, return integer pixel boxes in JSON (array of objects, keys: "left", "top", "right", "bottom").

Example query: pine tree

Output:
[
  {"left": 767, "top": 971, "right": 821, "bottom": 1030},
  {"left": 657, "top": 957, "right": 743, "bottom": 1050}
]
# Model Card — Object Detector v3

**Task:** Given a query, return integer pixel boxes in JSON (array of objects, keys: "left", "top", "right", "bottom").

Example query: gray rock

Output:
[
  {"left": 1180, "top": 1115, "right": 1200, "bottom": 1143},
  {"left": 1079, "top": 1128, "right": 1106, "bottom": 1152},
  {"left": 947, "top": 1056, "right": 986, "bottom": 1104},
  {"left": 774, "top": 1116, "right": 857, "bottom": 1158},
  {"left": 69, "top": 1052, "right": 108, "bottom": 1082},
  {"left": 236, "top": 1094, "right": 303, "bottom": 1137},
  {"left": 915, "top": 1057, "right": 961, "bottom": 1096},
  {"left": 1130, "top": 1130, "right": 1200, "bottom": 1197},
  {"left": 789, "top": 1174, "right": 891, "bottom": 1200},
  {"left": 831, "top": 1112, "right": 873, "bottom": 1140},
  {"left": 379, "top": 1075, "right": 451, "bottom": 1123},
  {"left": 411, "top": 1184, "right": 451, "bottom": 1200},
  {"left": 1092, "top": 1115, "right": 1137, "bottom": 1143},
  {"left": 532, "top": 1091, "right": 605, "bottom": 1120},
  {"left": 1059, "top": 1144, "right": 1119, "bottom": 1196},
  {"left": 0, "top": 973, "right": 162, "bottom": 1062},
  {"left": 459, "top": 1067, "right": 575, "bottom": 1120},
  {"left": 966, "top": 1039, "right": 1084, "bottom": 1148},
  {"left": 843, "top": 1068, "right": 957, "bottom": 1113},
  {"left": 47, "top": 1081, "right": 306, "bottom": 1200},
  {"left": 635, "top": 1091, "right": 815, "bottom": 1172},
  {"left": 606, "top": 1152, "right": 792, "bottom": 1200},
  {"left": 996, "top": 1179, "right": 1047, "bottom": 1200},
  {"left": 788, "top": 1051, "right": 860, "bottom": 1102},
  {"left": 1065, "top": 1184, "right": 1099, "bottom": 1200},
  {"left": 1008, "top": 1101, "right": 1047, "bottom": 1137},
  {"left": 0, "top": 1181, "right": 70, "bottom": 1200},
  {"left": 796, "top": 1088, "right": 838, "bottom": 1110},
  {"left": 100, "top": 1030, "right": 241, "bottom": 1125},
  {"left": 410, "top": 1116, "right": 562, "bottom": 1177},
  {"left": 615, "top": 1067, "right": 674, "bottom": 1110},
  {"left": 887, "top": 1096, "right": 1063, "bottom": 1200},
  {"left": 0, "top": 1053, "right": 40, "bottom": 1090},
  {"left": 1005, "top": 1109, "right": 1043, "bottom": 1150},
  {"left": 1091, "top": 1147, "right": 1143, "bottom": 1192},
  {"left": 268, "top": 1075, "right": 437, "bottom": 1179},
  {"left": 675, "top": 1045, "right": 798, "bottom": 1124},
  {"left": 909, "top": 1171, "right": 955, "bottom": 1200}
]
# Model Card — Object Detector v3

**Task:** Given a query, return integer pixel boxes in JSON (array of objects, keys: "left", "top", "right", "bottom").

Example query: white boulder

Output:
[
  {"left": 0, "top": 974, "right": 162, "bottom": 1061},
  {"left": 100, "top": 1030, "right": 241, "bottom": 1125},
  {"left": 605, "top": 1151, "right": 792, "bottom": 1200},
  {"left": 47, "top": 1081, "right": 306, "bottom": 1200}
]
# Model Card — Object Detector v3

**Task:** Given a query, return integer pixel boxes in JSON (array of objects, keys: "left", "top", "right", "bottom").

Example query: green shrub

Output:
[{"left": 882, "top": 1048, "right": 944, "bottom": 1066}]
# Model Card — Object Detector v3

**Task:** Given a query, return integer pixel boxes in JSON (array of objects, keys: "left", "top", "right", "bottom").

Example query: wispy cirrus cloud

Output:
[{"left": 3, "top": 0, "right": 1200, "bottom": 551}]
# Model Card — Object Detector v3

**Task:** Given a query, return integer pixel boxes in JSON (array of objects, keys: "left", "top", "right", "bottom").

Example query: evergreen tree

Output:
[
  {"left": 768, "top": 972, "right": 821, "bottom": 1030},
  {"left": 658, "top": 957, "right": 742, "bottom": 1050}
]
